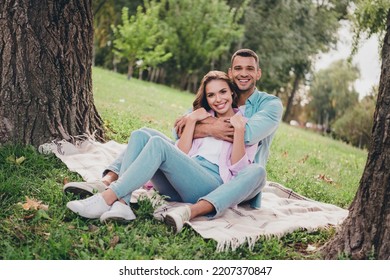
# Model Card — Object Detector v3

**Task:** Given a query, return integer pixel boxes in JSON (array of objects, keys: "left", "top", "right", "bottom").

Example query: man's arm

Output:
[
  {"left": 244, "top": 98, "right": 283, "bottom": 145},
  {"left": 175, "top": 115, "right": 235, "bottom": 142}
]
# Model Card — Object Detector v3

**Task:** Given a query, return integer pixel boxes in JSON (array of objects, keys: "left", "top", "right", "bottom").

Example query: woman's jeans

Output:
[
  {"left": 108, "top": 128, "right": 223, "bottom": 204},
  {"left": 106, "top": 128, "right": 265, "bottom": 217}
]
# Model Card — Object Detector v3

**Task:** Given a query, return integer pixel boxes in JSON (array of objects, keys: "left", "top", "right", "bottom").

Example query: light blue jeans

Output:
[
  {"left": 107, "top": 128, "right": 223, "bottom": 204},
  {"left": 105, "top": 128, "right": 265, "bottom": 217}
]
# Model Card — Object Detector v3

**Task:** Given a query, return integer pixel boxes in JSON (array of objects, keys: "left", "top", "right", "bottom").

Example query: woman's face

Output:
[{"left": 205, "top": 79, "right": 234, "bottom": 117}]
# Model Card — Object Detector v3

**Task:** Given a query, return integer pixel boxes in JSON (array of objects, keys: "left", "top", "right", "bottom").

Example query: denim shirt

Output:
[{"left": 242, "top": 89, "right": 283, "bottom": 208}]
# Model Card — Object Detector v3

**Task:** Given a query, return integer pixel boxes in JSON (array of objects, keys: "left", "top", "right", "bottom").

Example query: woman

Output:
[{"left": 66, "top": 70, "right": 257, "bottom": 232}]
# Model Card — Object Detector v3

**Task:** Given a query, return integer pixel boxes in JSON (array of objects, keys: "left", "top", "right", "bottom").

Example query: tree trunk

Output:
[
  {"left": 0, "top": 0, "right": 105, "bottom": 147},
  {"left": 282, "top": 72, "right": 301, "bottom": 123},
  {"left": 320, "top": 10, "right": 390, "bottom": 260}
]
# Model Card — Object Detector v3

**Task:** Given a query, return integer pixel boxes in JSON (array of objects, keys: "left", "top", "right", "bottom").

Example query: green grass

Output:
[{"left": 0, "top": 67, "right": 367, "bottom": 260}]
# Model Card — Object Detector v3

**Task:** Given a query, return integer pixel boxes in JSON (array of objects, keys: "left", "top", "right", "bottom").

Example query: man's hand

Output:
[
  {"left": 175, "top": 114, "right": 235, "bottom": 142},
  {"left": 174, "top": 115, "right": 189, "bottom": 137},
  {"left": 195, "top": 117, "right": 235, "bottom": 142}
]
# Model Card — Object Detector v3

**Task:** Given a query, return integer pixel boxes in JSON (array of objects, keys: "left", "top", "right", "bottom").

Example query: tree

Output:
[
  {"left": 0, "top": 0, "right": 104, "bottom": 147},
  {"left": 161, "top": 0, "right": 246, "bottom": 91},
  {"left": 332, "top": 89, "right": 377, "bottom": 149},
  {"left": 111, "top": 2, "right": 171, "bottom": 79},
  {"left": 242, "top": 0, "right": 347, "bottom": 122},
  {"left": 321, "top": 1, "right": 390, "bottom": 259},
  {"left": 308, "top": 60, "right": 360, "bottom": 128}
]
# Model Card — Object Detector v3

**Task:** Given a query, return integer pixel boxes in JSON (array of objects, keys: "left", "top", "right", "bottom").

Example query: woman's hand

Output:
[
  {"left": 229, "top": 114, "right": 246, "bottom": 131},
  {"left": 188, "top": 108, "right": 211, "bottom": 122}
]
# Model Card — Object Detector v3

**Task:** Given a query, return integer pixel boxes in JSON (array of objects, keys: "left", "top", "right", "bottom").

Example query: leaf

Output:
[
  {"left": 299, "top": 154, "right": 309, "bottom": 163},
  {"left": 6, "top": 155, "right": 16, "bottom": 163},
  {"left": 6, "top": 155, "right": 26, "bottom": 165},
  {"left": 316, "top": 174, "right": 334, "bottom": 184},
  {"left": 63, "top": 177, "right": 69, "bottom": 185},
  {"left": 33, "top": 209, "right": 51, "bottom": 221},
  {"left": 19, "top": 196, "right": 49, "bottom": 211},
  {"left": 306, "top": 244, "right": 317, "bottom": 252},
  {"left": 15, "top": 156, "right": 26, "bottom": 165},
  {"left": 109, "top": 235, "right": 120, "bottom": 248}
]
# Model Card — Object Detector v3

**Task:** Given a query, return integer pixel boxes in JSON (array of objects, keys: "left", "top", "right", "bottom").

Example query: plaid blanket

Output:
[{"left": 40, "top": 137, "right": 348, "bottom": 251}]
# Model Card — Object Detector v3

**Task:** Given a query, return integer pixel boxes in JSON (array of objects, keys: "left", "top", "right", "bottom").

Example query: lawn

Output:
[{"left": 0, "top": 67, "right": 367, "bottom": 260}]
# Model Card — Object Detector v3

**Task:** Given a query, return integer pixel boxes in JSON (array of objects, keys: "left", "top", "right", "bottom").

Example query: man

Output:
[{"left": 64, "top": 49, "right": 283, "bottom": 230}]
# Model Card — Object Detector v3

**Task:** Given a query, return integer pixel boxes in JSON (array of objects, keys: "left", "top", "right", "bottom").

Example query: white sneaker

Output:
[
  {"left": 165, "top": 205, "right": 191, "bottom": 233},
  {"left": 100, "top": 201, "right": 136, "bottom": 223},
  {"left": 63, "top": 180, "right": 107, "bottom": 198},
  {"left": 66, "top": 193, "right": 111, "bottom": 219}
]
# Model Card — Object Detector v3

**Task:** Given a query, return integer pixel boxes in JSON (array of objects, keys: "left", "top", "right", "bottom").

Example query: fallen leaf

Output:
[
  {"left": 6, "top": 155, "right": 26, "bottom": 165},
  {"left": 306, "top": 244, "right": 317, "bottom": 252},
  {"left": 316, "top": 174, "right": 334, "bottom": 184},
  {"left": 63, "top": 177, "right": 69, "bottom": 185},
  {"left": 6, "top": 155, "right": 16, "bottom": 163},
  {"left": 282, "top": 151, "right": 289, "bottom": 157},
  {"left": 110, "top": 235, "right": 120, "bottom": 248},
  {"left": 19, "top": 196, "right": 49, "bottom": 211},
  {"left": 15, "top": 156, "right": 26, "bottom": 165},
  {"left": 88, "top": 224, "right": 99, "bottom": 232},
  {"left": 24, "top": 214, "right": 35, "bottom": 220},
  {"left": 299, "top": 154, "right": 309, "bottom": 163}
]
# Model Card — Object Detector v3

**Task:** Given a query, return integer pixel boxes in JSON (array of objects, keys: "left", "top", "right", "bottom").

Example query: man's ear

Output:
[
  {"left": 256, "top": 68, "right": 262, "bottom": 80},
  {"left": 228, "top": 68, "right": 233, "bottom": 79}
]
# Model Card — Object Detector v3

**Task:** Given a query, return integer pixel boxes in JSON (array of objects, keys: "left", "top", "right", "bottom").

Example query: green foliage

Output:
[
  {"left": 351, "top": 0, "right": 390, "bottom": 52},
  {"left": 332, "top": 89, "right": 377, "bottom": 148},
  {"left": 243, "top": 0, "right": 342, "bottom": 94},
  {"left": 111, "top": 1, "right": 171, "bottom": 77},
  {"left": 308, "top": 60, "right": 360, "bottom": 126},
  {"left": 160, "top": 0, "right": 246, "bottom": 89}
]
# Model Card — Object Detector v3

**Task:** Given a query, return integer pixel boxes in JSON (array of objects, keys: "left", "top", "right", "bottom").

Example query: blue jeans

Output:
[
  {"left": 200, "top": 164, "right": 265, "bottom": 216},
  {"left": 106, "top": 128, "right": 265, "bottom": 217},
  {"left": 108, "top": 128, "right": 223, "bottom": 205}
]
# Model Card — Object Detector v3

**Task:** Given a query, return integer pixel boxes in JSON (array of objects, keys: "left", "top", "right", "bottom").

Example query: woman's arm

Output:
[
  {"left": 229, "top": 114, "right": 247, "bottom": 165},
  {"left": 177, "top": 108, "right": 211, "bottom": 154}
]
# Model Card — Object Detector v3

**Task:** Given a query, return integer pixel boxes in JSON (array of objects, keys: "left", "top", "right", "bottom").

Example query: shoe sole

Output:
[
  {"left": 64, "top": 187, "right": 93, "bottom": 199},
  {"left": 165, "top": 214, "right": 179, "bottom": 233},
  {"left": 101, "top": 217, "right": 132, "bottom": 224}
]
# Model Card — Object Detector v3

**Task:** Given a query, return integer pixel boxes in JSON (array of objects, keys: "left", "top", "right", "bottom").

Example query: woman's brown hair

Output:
[{"left": 192, "top": 70, "right": 238, "bottom": 111}]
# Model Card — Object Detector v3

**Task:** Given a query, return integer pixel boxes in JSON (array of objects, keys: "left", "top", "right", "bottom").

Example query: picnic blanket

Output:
[{"left": 39, "top": 137, "right": 349, "bottom": 252}]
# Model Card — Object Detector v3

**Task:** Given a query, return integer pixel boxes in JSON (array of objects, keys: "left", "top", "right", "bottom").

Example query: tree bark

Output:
[
  {"left": 0, "top": 0, "right": 104, "bottom": 147},
  {"left": 282, "top": 72, "right": 301, "bottom": 123},
  {"left": 320, "top": 10, "right": 390, "bottom": 260}
]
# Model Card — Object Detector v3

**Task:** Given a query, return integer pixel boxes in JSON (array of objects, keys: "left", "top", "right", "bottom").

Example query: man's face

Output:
[{"left": 228, "top": 56, "right": 261, "bottom": 93}]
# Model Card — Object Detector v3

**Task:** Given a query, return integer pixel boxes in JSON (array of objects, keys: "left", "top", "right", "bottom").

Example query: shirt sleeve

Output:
[
  {"left": 227, "top": 143, "right": 257, "bottom": 177},
  {"left": 244, "top": 97, "right": 283, "bottom": 146}
]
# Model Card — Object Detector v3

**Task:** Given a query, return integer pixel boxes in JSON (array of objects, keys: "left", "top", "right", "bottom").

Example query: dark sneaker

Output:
[{"left": 63, "top": 180, "right": 107, "bottom": 198}]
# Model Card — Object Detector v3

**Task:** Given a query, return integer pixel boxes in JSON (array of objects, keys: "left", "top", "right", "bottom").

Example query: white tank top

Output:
[{"left": 192, "top": 137, "right": 223, "bottom": 165}]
